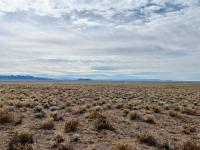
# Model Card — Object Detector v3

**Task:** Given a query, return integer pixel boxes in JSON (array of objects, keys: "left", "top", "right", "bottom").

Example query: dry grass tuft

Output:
[
  {"left": 58, "top": 141, "right": 74, "bottom": 150},
  {"left": 0, "top": 108, "right": 14, "bottom": 124},
  {"left": 182, "top": 139, "right": 200, "bottom": 150},
  {"left": 86, "top": 110, "right": 106, "bottom": 120},
  {"left": 114, "top": 142, "right": 134, "bottom": 150},
  {"left": 64, "top": 118, "right": 79, "bottom": 132},
  {"left": 138, "top": 132, "right": 157, "bottom": 146},
  {"left": 128, "top": 111, "right": 143, "bottom": 121},
  {"left": 182, "top": 124, "right": 196, "bottom": 134},
  {"left": 144, "top": 114, "right": 156, "bottom": 124},
  {"left": 93, "top": 116, "right": 114, "bottom": 131},
  {"left": 41, "top": 118, "right": 54, "bottom": 130},
  {"left": 8, "top": 130, "right": 34, "bottom": 150},
  {"left": 169, "top": 110, "right": 182, "bottom": 118},
  {"left": 181, "top": 107, "right": 198, "bottom": 116}
]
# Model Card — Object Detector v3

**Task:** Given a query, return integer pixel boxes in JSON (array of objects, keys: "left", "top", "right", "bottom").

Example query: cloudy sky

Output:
[{"left": 0, "top": 0, "right": 200, "bottom": 81}]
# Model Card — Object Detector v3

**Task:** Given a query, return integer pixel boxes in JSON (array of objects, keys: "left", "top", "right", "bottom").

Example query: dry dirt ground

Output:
[{"left": 0, "top": 83, "right": 200, "bottom": 150}]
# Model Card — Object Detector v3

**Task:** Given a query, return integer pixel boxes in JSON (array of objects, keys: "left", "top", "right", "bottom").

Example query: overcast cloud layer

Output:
[{"left": 0, "top": 0, "right": 200, "bottom": 80}]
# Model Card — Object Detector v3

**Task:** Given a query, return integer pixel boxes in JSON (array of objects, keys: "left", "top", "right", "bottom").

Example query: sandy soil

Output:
[{"left": 0, "top": 83, "right": 200, "bottom": 150}]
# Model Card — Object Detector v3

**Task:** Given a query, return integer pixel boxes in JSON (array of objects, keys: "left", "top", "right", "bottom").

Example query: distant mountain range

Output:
[
  {"left": 0, "top": 75, "right": 197, "bottom": 82},
  {"left": 0, "top": 75, "right": 53, "bottom": 81},
  {"left": 0, "top": 75, "right": 93, "bottom": 82}
]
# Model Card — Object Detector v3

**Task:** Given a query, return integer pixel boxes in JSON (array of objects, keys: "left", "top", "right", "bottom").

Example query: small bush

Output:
[
  {"left": 138, "top": 132, "right": 157, "bottom": 146},
  {"left": 50, "top": 112, "right": 63, "bottom": 121},
  {"left": 93, "top": 117, "right": 114, "bottom": 131},
  {"left": 169, "top": 110, "right": 182, "bottom": 118},
  {"left": 86, "top": 110, "right": 106, "bottom": 120},
  {"left": 128, "top": 111, "right": 143, "bottom": 121},
  {"left": 0, "top": 108, "right": 14, "bottom": 124},
  {"left": 151, "top": 105, "right": 161, "bottom": 113},
  {"left": 182, "top": 139, "right": 200, "bottom": 150},
  {"left": 54, "top": 134, "right": 64, "bottom": 143},
  {"left": 144, "top": 114, "right": 156, "bottom": 124},
  {"left": 181, "top": 107, "right": 198, "bottom": 116},
  {"left": 58, "top": 141, "right": 74, "bottom": 150},
  {"left": 34, "top": 105, "right": 43, "bottom": 113},
  {"left": 41, "top": 118, "right": 54, "bottom": 130},
  {"left": 64, "top": 118, "right": 79, "bottom": 132},
  {"left": 182, "top": 124, "right": 196, "bottom": 134},
  {"left": 123, "top": 109, "right": 130, "bottom": 116},
  {"left": 145, "top": 104, "right": 161, "bottom": 113},
  {"left": 114, "top": 142, "right": 133, "bottom": 150},
  {"left": 8, "top": 130, "right": 34, "bottom": 150}
]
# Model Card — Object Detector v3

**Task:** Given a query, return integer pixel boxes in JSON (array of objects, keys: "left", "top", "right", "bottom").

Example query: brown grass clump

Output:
[
  {"left": 41, "top": 118, "right": 54, "bottom": 130},
  {"left": 182, "top": 124, "right": 196, "bottom": 134},
  {"left": 86, "top": 110, "right": 106, "bottom": 120},
  {"left": 182, "top": 139, "right": 200, "bottom": 150},
  {"left": 50, "top": 112, "right": 63, "bottom": 121},
  {"left": 144, "top": 114, "right": 156, "bottom": 124},
  {"left": 138, "top": 132, "right": 157, "bottom": 146},
  {"left": 64, "top": 118, "right": 79, "bottom": 132},
  {"left": 151, "top": 105, "right": 161, "bottom": 113},
  {"left": 93, "top": 116, "right": 114, "bottom": 131},
  {"left": 33, "top": 105, "right": 43, "bottom": 113},
  {"left": 181, "top": 107, "right": 198, "bottom": 116},
  {"left": 145, "top": 104, "right": 161, "bottom": 113},
  {"left": 58, "top": 141, "right": 74, "bottom": 150},
  {"left": 169, "top": 110, "right": 182, "bottom": 118},
  {"left": 54, "top": 134, "right": 64, "bottom": 143},
  {"left": 8, "top": 130, "right": 34, "bottom": 150},
  {"left": 122, "top": 109, "right": 130, "bottom": 116},
  {"left": 114, "top": 142, "right": 133, "bottom": 150},
  {"left": 0, "top": 108, "right": 14, "bottom": 124},
  {"left": 128, "top": 111, "right": 143, "bottom": 121}
]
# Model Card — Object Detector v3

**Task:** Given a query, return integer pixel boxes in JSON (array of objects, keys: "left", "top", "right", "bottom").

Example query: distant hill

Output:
[
  {"left": 77, "top": 79, "right": 92, "bottom": 81},
  {"left": 0, "top": 75, "right": 192, "bottom": 82},
  {"left": 0, "top": 75, "right": 53, "bottom": 81}
]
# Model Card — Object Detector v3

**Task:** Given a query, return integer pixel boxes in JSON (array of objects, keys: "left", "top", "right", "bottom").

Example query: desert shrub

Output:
[
  {"left": 169, "top": 110, "right": 182, "bottom": 118},
  {"left": 181, "top": 107, "right": 198, "bottom": 116},
  {"left": 138, "top": 132, "right": 157, "bottom": 146},
  {"left": 86, "top": 110, "right": 106, "bottom": 120},
  {"left": 93, "top": 117, "right": 114, "bottom": 131},
  {"left": 54, "top": 134, "right": 64, "bottom": 143},
  {"left": 173, "top": 105, "right": 181, "bottom": 111},
  {"left": 34, "top": 105, "right": 43, "bottom": 113},
  {"left": 92, "top": 106, "right": 103, "bottom": 112},
  {"left": 114, "top": 142, "right": 133, "bottom": 150},
  {"left": 58, "top": 141, "right": 74, "bottom": 150},
  {"left": 145, "top": 104, "right": 161, "bottom": 113},
  {"left": 43, "top": 103, "right": 49, "bottom": 109},
  {"left": 163, "top": 104, "right": 170, "bottom": 110},
  {"left": 72, "top": 107, "right": 86, "bottom": 114},
  {"left": 128, "top": 111, "right": 143, "bottom": 121},
  {"left": 8, "top": 130, "right": 34, "bottom": 150},
  {"left": 15, "top": 102, "right": 23, "bottom": 108},
  {"left": 151, "top": 105, "right": 161, "bottom": 113},
  {"left": 64, "top": 118, "right": 79, "bottom": 132},
  {"left": 116, "top": 104, "right": 123, "bottom": 109},
  {"left": 0, "top": 108, "right": 14, "bottom": 124},
  {"left": 50, "top": 112, "right": 63, "bottom": 121},
  {"left": 41, "top": 118, "right": 54, "bottom": 130},
  {"left": 123, "top": 109, "right": 130, "bottom": 116},
  {"left": 182, "top": 124, "right": 196, "bottom": 134},
  {"left": 182, "top": 139, "right": 200, "bottom": 150},
  {"left": 144, "top": 114, "right": 156, "bottom": 124}
]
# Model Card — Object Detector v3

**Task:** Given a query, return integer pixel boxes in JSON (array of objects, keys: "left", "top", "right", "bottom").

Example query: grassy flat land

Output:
[{"left": 0, "top": 83, "right": 200, "bottom": 150}]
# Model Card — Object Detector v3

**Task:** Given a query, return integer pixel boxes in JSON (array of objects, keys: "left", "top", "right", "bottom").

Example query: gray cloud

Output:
[{"left": 0, "top": 0, "right": 200, "bottom": 80}]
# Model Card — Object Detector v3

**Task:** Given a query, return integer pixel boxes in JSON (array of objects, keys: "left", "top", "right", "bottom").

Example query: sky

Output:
[{"left": 0, "top": 0, "right": 200, "bottom": 81}]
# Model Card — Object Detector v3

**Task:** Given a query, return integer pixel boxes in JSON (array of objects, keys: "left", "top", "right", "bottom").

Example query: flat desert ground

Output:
[{"left": 0, "top": 83, "right": 200, "bottom": 150}]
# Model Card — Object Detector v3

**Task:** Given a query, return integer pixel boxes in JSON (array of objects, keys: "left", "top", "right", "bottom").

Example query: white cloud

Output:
[{"left": 0, "top": 0, "right": 200, "bottom": 80}]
